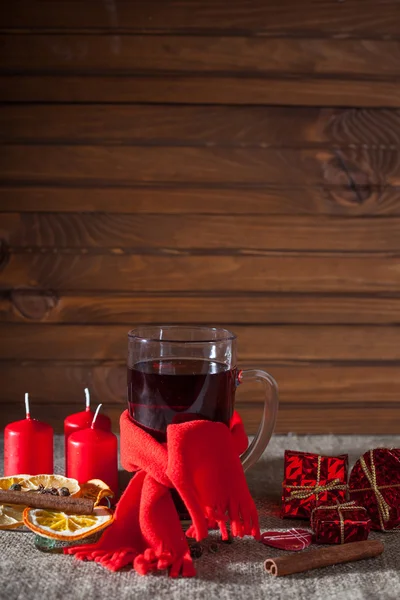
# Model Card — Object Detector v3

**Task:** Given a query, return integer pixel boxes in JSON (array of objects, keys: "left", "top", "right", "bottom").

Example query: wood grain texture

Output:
[
  {"left": 1, "top": 185, "right": 399, "bottom": 216},
  {"left": 272, "top": 406, "right": 400, "bottom": 435},
  {"left": 3, "top": 291, "right": 400, "bottom": 325},
  {"left": 1, "top": 402, "right": 399, "bottom": 435},
  {"left": 1, "top": 362, "right": 399, "bottom": 405},
  {"left": 1, "top": 146, "right": 399, "bottom": 186},
  {"left": 2, "top": 105, "right": 399, "bottom": 147},
  {"left": 2, "top": 75, "right": 399, "bottom": 107},
  {"left": 3, "top": 35, "right": 400, "bottom": 77},
  {"left": 3, "top": 253, "right": 400, "bottom": 294},
  {"left": 2, "top": 1, "right": 400, "bottom": 436},
  {"left": 1, "top": 324, "right": 400, "bottom": 361},
  {"left": 3, "top": 1, "right": 400, "bottom": 37},
  {"left": 2, "top": 213, "right": 400, "bottom": 252}
]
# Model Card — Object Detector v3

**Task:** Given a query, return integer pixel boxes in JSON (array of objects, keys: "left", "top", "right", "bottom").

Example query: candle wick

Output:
[
  {"left": 84, "top": 387, "right": 90, "bottom": 411},
  {"left": 25, "top": 393, "right": 31, "bottom": 419},
  {"left": 91, "top": 404, "right": 102, "bottom": 428}
]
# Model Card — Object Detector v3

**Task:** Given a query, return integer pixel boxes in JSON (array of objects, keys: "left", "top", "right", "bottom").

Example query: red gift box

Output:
[
  {"left": 311, "top": 501, "right": 371, "bottom": 544},
  {"left": 349, "top": 448, "right": 400, "bottom": 531},
  {"left": 281, "top": 450, "right": 348, "bottom": 520}
]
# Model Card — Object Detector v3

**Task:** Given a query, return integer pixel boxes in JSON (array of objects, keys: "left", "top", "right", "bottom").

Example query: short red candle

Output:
[
  {"left": 67, "top": 405, "right": 118, "bottom": 496},
  {"left": 64, "top": 388, "right": 111, "bottom": 474},
  {"left": 4, "top": 394, "right": 53, "bottom": 476}
]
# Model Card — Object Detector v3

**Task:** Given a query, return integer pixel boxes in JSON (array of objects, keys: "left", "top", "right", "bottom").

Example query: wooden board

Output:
[
  {"left": 1, "top": 401, "right": 399, "bottom": 435},
  {"left": 2, "top": 213, "right": 400, "bottom": 252},
  {"left": 3, "top": 35, "right": 400, "bottom": 78},
  {"left": 0, "top": 324, "right": 400, "bottom": 361},
  {"left": 3, "top": 291, "right": 400, "bottom": 325},
  {"left": 1, "top": 185, "right": 399, "bottom": 216},
  {"left": 3, "top": 1, "right": 400, "bottom": 37},
  {"left": 2, "top": 1, "right": 400, "bottom": 437},
  {"left": 2, "top": 105, "right": 399, "bottom": 147},
  {"left": 2, "top": 253, "right": 400, "bottom": 294},
  {"left": 1, "top": 362, "right": 399, "bottom": 405},
  {"left": 2, "top": 75, "right": 400, "bottom": 106},
  {"left": 1, "top": 146, "right": 399, "bottom": 186},
  {"left": 273, "top": 406, "right": 400, "bottom": 435}
]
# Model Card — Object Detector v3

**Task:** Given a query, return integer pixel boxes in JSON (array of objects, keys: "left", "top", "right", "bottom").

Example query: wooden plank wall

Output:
[{"left": 1, "top": 0, "right": 400, "bottom": 434}]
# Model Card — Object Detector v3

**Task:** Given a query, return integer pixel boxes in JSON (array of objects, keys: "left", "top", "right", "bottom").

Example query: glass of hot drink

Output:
[{"left": 127, "top": 326, "right": 278, "bottom": 471}]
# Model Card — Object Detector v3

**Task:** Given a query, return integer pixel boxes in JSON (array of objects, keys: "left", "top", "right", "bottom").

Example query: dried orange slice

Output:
[
  {"left": 0, "top": 475, "right": 81, "bottom": 531},
  {"left": 80, "top": 479, "right": 114, "bottom": 506},
  {"left": 23, "top": 506, "right": 113, "bottom": 541},
  {"left": 0, "top": 504, "right": 25, "bottom": 530},
  {"left": 0, "top": 475, "right": 31, "bottom": 492},
  {"left": 0, "top": 476, "right": 31, "bottom": 529},
  {"left": 23, "top": 475, "right": 80, "bottom": 497}
]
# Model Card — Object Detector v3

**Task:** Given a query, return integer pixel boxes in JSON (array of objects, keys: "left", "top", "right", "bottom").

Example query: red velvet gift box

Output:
[
  {"left": 311, "top": 501, "right": 371, "bottom": 545},
  {"left": 281, "top": 450, "right": 348, "bottom": 520},
  {"left": 349, "top": 448, "right": 400, "bottom": 531}
]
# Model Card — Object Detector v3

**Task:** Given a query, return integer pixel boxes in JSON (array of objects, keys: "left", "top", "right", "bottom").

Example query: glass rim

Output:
[{"left": 128, "top": 325, "right": 237, "bottom": 344}]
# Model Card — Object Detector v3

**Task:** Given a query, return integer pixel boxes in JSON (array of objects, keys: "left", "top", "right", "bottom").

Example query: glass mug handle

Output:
[{"left": 237, "top": 369, "right": 279, "bottom": 472}]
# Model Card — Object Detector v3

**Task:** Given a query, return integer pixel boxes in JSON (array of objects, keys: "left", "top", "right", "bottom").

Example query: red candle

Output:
[
  {"left": 67, "top": 404, "right": 118, "bottom": 496},
  {"left": 4, "top": 394, "right": 53, "bottom": 476},
  {"left": 64, "top": 388, "right": 111, "bottom": 473}
]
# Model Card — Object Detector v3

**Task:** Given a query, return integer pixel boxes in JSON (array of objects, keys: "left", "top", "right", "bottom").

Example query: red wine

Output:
[{"left": 128, "top": 359, "right": 236, "bottom": 440}]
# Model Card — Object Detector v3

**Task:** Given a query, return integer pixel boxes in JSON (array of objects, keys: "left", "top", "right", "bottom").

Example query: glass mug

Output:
[{"left": 127, "top": 326, "right": 279, "bottom": 472}]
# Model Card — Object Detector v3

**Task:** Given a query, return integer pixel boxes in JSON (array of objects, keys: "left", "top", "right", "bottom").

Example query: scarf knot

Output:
[{"left": 65, "top": 410, "right": 260, "bottom": 578}]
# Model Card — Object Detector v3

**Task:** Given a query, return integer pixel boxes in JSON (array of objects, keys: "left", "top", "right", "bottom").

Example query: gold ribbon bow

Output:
[
  {"left": 311, "top": 501, "right": 366, "bottom": 544},
  {"left": 349, "top": 449, "right": 400, "bottom": 531},
  {"left": 285, "top": 455, "right": 347, "bottom": 503},
  {"left": 288, "top": 478, "right": 346, "bottom": 500}
]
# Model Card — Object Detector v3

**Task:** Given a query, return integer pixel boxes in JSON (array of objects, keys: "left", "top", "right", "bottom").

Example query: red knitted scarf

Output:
[{"left": 65, "top": 410, "right": 260, "bottom": 578}]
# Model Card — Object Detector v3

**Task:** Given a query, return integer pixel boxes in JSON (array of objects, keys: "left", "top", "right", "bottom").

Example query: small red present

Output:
[
  {"left": 311, "top": 501, "right": 371, "bottom": 544},
  {"left": 281, "top": 450, "right": 348, "bottom": 520},
  {"left": 349, "top": 448, "right": 400, "bottom": 531}
]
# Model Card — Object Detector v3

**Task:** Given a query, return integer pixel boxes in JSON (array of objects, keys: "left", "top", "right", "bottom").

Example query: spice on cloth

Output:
[{"left": 264, "top": 540, "right": 384, "bottom": 577}]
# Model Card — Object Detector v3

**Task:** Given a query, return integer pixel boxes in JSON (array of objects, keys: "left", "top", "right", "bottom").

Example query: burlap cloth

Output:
[{"left": 1, "top": 434, "right": 400, "bottom": 600}]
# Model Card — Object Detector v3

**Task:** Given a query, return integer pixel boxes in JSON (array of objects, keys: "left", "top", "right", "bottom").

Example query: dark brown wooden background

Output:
[{"left": 1, "top": 0, "right": 400, "bottom": 434}]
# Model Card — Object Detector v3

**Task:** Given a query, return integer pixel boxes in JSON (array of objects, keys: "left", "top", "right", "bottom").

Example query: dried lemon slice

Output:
[
  {"left": 0, "top": 475, "right": 31, "bottom": 492},
  {"left": 23, "top": 475, "right": 80, "bottom": 497},
  {"left": 23, "top": 506, "right": 113, "bottom": 541},
  {"left": 80, "top": 479, "right": 114, "bottom": 506},
  {"left": 0, "top": 504, "right": 25, "bottom": 529}
]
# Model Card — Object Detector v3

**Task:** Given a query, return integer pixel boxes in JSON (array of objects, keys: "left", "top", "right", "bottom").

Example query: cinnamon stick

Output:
[
  {"left": 264, "top": 540, "right": 384, "bottom": 577},
  {"left": 0, "top": 489, "right": 94, "bottom": 515}
]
